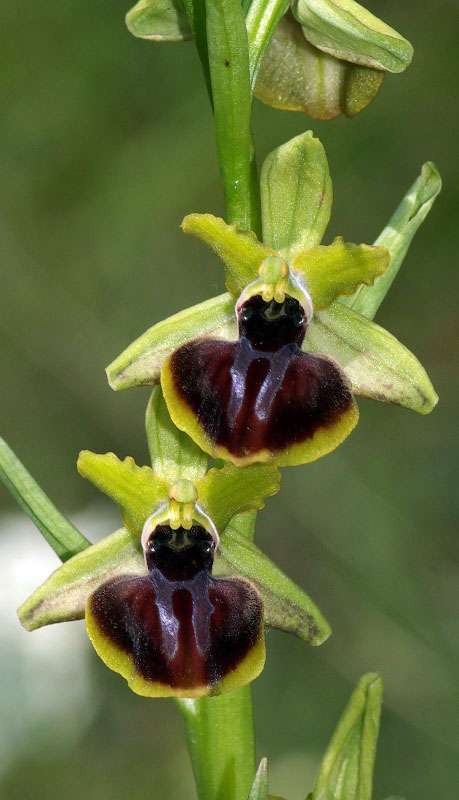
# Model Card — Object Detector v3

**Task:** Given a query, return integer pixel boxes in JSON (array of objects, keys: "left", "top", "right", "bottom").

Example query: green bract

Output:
[
  {"left": 126, "top": 0, "right": 192, "bottom": 41},
  {"left": 107, "top": 132, "right": 438, "bottom": 417}
]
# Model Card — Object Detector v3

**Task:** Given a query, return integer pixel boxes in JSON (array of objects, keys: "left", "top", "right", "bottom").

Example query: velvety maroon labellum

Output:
[
  {"left": 167, "top": 295, "right": 355, "bottom": 462},
  {"left": 87, "top": 524, "right": 263, "bottom": 694}
]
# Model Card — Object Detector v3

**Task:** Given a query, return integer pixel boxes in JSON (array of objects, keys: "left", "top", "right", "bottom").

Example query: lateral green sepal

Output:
[
  {"left": 77, "top": 451, "right": 169, "bottom": 534},
  {"left": 106, "top": 292, "right": 236, "bottom": 391},
  {"left": 18, "top": 529, "right": 145, "bottom": 631},
  {"left": 146, "top": 386, "right": 208, "bottom": 484},
  {"left": 293, "top": 236, "right": 390, "bottom": 310},
  {"left": 196, "top": 464, "right": 280, "bottom": 535},
  {"left": 182, "top": 214, "right": 275, "bottom": 297},
  {"left": 342, "top": 162, "right": 442, "bottom": 319},
  {"left": 214, "top": 517, "right": 331, "bottom": 645},
  {"left": 260, "top": 131, "right": 332, "bottom": 260},
  {"left": 126, "top": 0, "right": 192, "bottom": 41},
  {"left": 311, "top": 673, "right": 383, "bottom": 800},
  {"left": 292, "top": 0, "right": 413, "bottom": 73},
  {"left": 305, "top": 302, "right": 438, "bottom": 414}
]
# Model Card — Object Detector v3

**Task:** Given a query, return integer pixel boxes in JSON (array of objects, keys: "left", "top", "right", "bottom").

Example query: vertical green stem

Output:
[{"left": 205, "top": 0, "right": 261, "bottom": 235}]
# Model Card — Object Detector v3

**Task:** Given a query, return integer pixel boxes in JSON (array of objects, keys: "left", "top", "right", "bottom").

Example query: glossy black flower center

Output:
[
  {"left": 238, "top": 295, "right": 306, "bottom": 351},
  {"left": 145, "top": 524, "right": 214, "bottom": 580}
]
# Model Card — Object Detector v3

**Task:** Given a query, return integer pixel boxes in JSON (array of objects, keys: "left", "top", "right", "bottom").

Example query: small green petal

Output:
[
  {"left": 214, "top": 516, "right": 331, "bottom": 645},
  {"left": 18, "top": 529, "right": 144, "bottom": 631},
  {"left": 146, "top": 386, "right": 208, "bottom": 483},
  {"left": 342, "top": 162, "right": 442, "bottom": 320},
  {"left": 293, "top": 0, "right": 413, "bottom": 73},
  {"left": 196, "top": 464, "right": 280, "bottom": 535},
  {"left": 126, "top": 0, "right": 192, "bottom": 41},
  {"left": 248, "top": 758, "right": 268, "bottom": 800},
  {"left": 260, "top": 131, "right": 332, "bottom": 261},
  {"left": 305, "top": 301, "right": 438, "bottom": 414},
  {"left": 77, "top": 451, "right": 169, "bottom": 534},
  {"left": 106, "top": 292, "right": 236, "bottom": 391},
  {"left": 293, "top": 236, "right": 390, "bottom": 311},
  {"left": 255, "top": 12, "right": 384, "bottom": 119},
  {"left": 182, "top": 213, "right": 275, "bottom": 297},
  {"left": 312, "top": 673, "right": 383, "bottom": 800}
]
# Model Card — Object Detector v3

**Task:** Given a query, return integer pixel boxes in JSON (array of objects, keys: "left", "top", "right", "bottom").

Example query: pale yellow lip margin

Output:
[
  {"left": 85, "top": 596, "right": 266, "bottom": 699},
  {"left": 161, "top": 352, "right": 359, "bottom": 468}
]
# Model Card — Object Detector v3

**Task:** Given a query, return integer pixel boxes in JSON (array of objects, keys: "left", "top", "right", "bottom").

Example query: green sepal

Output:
[
  {"left": 182, "top": 214, "right": 275, "bottom": 297},
  {"left": 292, "top": 0, "right": 413, "bottom": 73},
  {"left": 18, "top": 528, "right": 144, "bottom": 632},
  {"left": 293, "top": 236, "right": 390, "bottom": 311},
  {"left": 342, "top": 162, "right": 442, "bottom": 320},
  {"left": 255, "top": 11, "right": 384, "bottom": 120},
  {"left": 77, "top": 451, "right": 169, "bottom": 534},
  {"left": 305, "top": 302, "right": 438, "bottom": 414},
  {"left": 215, "top": 516, "right": 331, "bottom": 644},
  {"left": 311, "top": 673, "right": 383, "bottom": 800},
  {"left": 106, "top": 292, "right": 236, "bottom": 391},
  {"left": 260, "top": 131, "right": 332, "bottom": 261},
  {"left": 248, "top": 758, "right": 268, "bottom": 800},
  {"left": 0, "top": 437, "right": 90, "bottom": 562},
  {"left": 126, "top": 0, "right": 192, "bottom": 41},
  {"left": 196, "top": 464, "right": 280, "bottom": 535},
  {"left": 146, "top": 386, "right": 208, "bottom": 484}
]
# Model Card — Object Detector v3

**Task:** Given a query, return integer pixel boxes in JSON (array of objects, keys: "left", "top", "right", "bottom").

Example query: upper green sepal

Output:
[
  {"left": 215, "top": 516, "right": 331, "bottom": 645},
  {"left": 311, "top": 672, "right": 383, "bottom": 800},
  {"left": 106, "top": 292, "right": 236, "bottom": 391},
  {"left": 292, "top": 0, "right": 413, "bottom": 73},
  {"left": 182, "top": 213, "right": 275, "bottom": 297},
  {"left": 255, "top": 12, "right": 384, "bottom": 120},
  {"left": 293, "top": 236, "right": 390, "bottom": 311},
  {"left": 77, "top": 451, "right": 169, "bottom": 534},
  {"left": 126, "top": 0, "right": 192, "bottom": 41},
  {"left": 342, "top": 162, "right": 442, "bottom": 320},
  {"left": 18, "top": 528, "right": 144, "bottom": 631},
  {"left": 146, "top": 386, "right": 208, "bottom": 484},
  {"left": 261, "top": 131, "right": 332, "bottom": 260},
  {"left": 306, "top": 302, "right": 438, "bottom": 414}
]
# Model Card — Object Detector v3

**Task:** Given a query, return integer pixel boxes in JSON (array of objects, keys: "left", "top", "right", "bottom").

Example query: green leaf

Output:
[
  {"left": 260, "top": 131, "right": 332, "bottom": 260},
  {"left": 248, "top": 758, "right": 268, "bottom": 800},
  {"left": 196, "top": 464, "right": 280, "bottom": 535},
  {"left": 215, "top": 517, "right": 331, "bottom": 645},
  {"left": 182, "top": 213, "right": 275, "bottom": 297},
  {"left": 305, "top": 301, "right": 438, "bottom": 414},
  {"left": 312, "top": 673, "right": 383, "bottom": 800},
  {"left": 293, "top": 237, "right": 389, "bottom": 311},
  {"left": 106, "top": 292, "right": 236, "bottom": 391},
  {"left": 146, "top": 386, "right": 208, "bottom": 483},
  {"left": 77, "top": 451, "right": 169, "bottom": 534},
  {"left": 245, "top": 0, "right": 290, "bottom": 90},
  {"left": 18, "top": 528, "right": 144, "bottom": 631},
  {"left": 342, "top": 162, "right": 442, "bottom": 320},
  {"left": 255, "top": 12, "right": 384, "bottom": 120},
  {"left": 126, "top": 0, "right": 193, "bottom": 41},
  {"left": 292, "top": 0, "right": 413, "bottom": 73},
  {"left": 0, "top": 437, "right": 90, "bottom": 562}
]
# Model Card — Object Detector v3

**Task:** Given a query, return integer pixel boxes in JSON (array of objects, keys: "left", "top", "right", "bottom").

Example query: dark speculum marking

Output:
[
  {"left": 170, "top": 295, "right": 354, "bottom": 458},
  {"left": 89, "top": 525, "right": 262, "bottom": 690}
]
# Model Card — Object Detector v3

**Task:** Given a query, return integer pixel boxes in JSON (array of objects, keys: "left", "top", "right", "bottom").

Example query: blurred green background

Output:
[{"left": 1, "top": 0, "right": 458, "bottom": 797}]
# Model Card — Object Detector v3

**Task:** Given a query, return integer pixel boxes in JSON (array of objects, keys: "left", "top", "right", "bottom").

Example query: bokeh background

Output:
[{"left": 1, "top": 0, "right": 458, "bottom": 797}]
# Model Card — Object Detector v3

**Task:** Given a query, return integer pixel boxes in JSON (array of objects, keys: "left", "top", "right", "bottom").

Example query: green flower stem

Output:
[
  {"left": 245, "top": 0, "right": 289, "bottom": 91},
  {"left": 0, "top": 437, "right": 90, "bottom": 561},
  {"left": 205, "top": 0, "right": 262, "bottom": 235}
]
